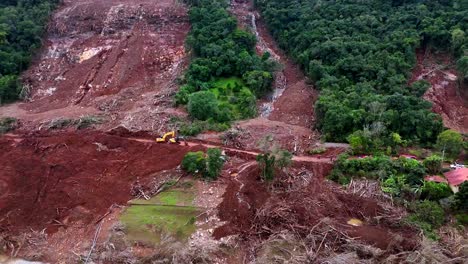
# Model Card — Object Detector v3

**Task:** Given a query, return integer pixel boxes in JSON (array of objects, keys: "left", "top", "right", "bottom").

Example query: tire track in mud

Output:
[{"left": 233, "top": 161, "right": 256, "bottom": 210}]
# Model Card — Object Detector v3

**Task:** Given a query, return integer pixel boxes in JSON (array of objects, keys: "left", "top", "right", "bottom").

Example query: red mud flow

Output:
[
  {"left": 0, "top": 131, "right": 203, "bottom": 235},
  {"left": 410, "top": 49, "right": 468, "bottom": 133}
]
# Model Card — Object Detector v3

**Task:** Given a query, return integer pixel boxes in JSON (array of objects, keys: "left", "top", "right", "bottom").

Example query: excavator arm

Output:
[{"left": 156, "top": 131, "right": 178, "bottom": 143}]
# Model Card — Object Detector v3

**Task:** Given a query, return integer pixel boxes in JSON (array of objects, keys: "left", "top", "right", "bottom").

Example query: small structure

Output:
[
  {"left": 400, "top": 154, "right": 417, "bottom": 159},
  {"left": 444, "top": 168, "right": 468, "bottom": 193}
]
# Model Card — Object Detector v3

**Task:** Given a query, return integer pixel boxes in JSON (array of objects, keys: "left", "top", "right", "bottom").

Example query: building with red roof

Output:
[{"left": 444, "top": 168, "right": 468, "bottom": 193}]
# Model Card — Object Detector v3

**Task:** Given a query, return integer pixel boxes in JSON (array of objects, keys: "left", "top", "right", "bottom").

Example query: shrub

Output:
[
  {"left": 181, "top": 151, "right": 206, "bottom": 175},
  {"left": 242, "top": 70, "right": 273, "bottom": 97},
  {"left": 47, "top": 118, "right": 74, "bottom": 130},
  {"left": 455, "top": 213, "right": 468, "bottom": 226},
  {"left": 187, "top": 91, "right": 219, "bottom": 121},
  {"left": 308, "top": 147, "right": 326, "bottom": 155},
  {"left": 453, "top": 181, "right": 468, "bottom": 211},
  {"left": 421, "top": 181, "right": 452, "bottom": 201},
  {"left": 206, "top": 148, "right": 225, "bottom": 179},
  {"left": 410, "top": 200, "right": 445, "bottom": 228},
  {"left": 423, "top": 155, "right": 443, "bottom": 174},
  {"left": 0, "top": 75, "right": 19, "bottom": 104},
  {"left": 181, "top": 148, "right": 225, "bottom": 180},
  {"left": 0, "top": 117, "right": 17, "bottom": 134},
  {"left": 76, "top": 115, "right": 103, "bottom": 129}
]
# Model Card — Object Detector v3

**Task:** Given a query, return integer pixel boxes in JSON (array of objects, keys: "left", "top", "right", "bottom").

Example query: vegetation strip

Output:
[
  {"left": 0, "top": 0, "right": 59, "bottom": 103},
  {"left": 175, "top": 0, "right": 275, "bottom": 133}
]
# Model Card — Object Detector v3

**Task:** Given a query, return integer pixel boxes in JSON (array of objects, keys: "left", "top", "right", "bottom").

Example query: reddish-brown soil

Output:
[
  {"left": 255, "top": 18, "right": 318, "bottom": 128},
  {"left": 0, "top": 131, "right": 203, "bottom": 235},
  {"left": 214, "top": 163, "right": 269, "bottom": 238},
  {"left": 214, "top": 166, "right": 419, "bottom": 255},
  {"left": 410, "top": 49, "right": 468, "bottom": 133}
]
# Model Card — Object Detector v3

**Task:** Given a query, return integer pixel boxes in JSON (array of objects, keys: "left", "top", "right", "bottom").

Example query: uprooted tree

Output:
[{"left": 256, "top": 135, "right": 292, "bottom": 181}]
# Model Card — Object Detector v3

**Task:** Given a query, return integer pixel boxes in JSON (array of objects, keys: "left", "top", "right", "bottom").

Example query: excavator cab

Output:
[{"left": 156, "top": 131, "right": 179, "bottom": 144}]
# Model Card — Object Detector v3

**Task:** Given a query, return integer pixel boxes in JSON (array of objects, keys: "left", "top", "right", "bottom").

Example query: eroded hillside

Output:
[{"left": 1, "top": 0, "right": 190, "bottom": 131}]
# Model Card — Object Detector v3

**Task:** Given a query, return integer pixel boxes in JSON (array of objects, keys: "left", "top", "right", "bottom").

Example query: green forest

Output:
[
  {"left": 256, "top": 0, "right": 467, "bottom": 144},
  {"left": 0, "top": 0, "right": 58, "bottom": 104},
  {"left": 176, "top": 0, "right": 275, "bottom": 129}
]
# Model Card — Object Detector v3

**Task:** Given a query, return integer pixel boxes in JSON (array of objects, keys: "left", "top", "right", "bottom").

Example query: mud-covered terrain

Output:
[
  {"left": 411, "top": 49, "right": 468, "bottom": 133},
  {"left": 0, "top": 0, "right": 466, "bottom": 263},
  {"left": 0, "top": 0, "right": 190, "bottom": 132}
]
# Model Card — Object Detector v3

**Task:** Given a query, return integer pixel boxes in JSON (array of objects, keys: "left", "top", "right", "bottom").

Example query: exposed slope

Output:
[
  {"left": 410, "top": 49, "right": 468, "bottom": 133},
  {"left": 0, "top": 0, "right": 190, "bottom": 132}
]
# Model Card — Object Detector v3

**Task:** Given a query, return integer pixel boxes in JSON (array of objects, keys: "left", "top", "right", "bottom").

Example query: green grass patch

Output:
[
  {"left": 210, "top": 77, "right": 255, "bottom": 120},
  {"left": 120, "top": 205, "right": 197, "bottom": 244},
  {"left": 121, "top": 187, "right": 198, "bottom": 245}
]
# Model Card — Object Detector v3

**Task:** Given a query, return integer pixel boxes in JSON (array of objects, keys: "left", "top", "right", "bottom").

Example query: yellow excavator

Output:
[{"left": 156, "top": 131, "right": 179, "bottom": 144}]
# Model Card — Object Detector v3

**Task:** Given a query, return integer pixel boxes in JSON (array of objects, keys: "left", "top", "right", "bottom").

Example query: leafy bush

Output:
[
  {"left": 76, "top": 115, "right": 103, "bottom": 129},
  {"left": 242, "top": 70, "right": 273, "bottom": 98},
  {"left": 308, "top": 147, "right": 326, "bottom": 155},
  {"left": 181, "top": 151, "right": 206, "bottom": 175},
  {"left": 206, "top": 148, "right": 224, "bottom": 180},
  {"left": 423, "top": 155, "right": 443, "bottom": 174},
  {"left": 47, "top": 118, "right": 74, "bottom": 130},
  {"left": 453, "top": 181, "right": 468, "bottom": 211},
  {"left": 187, "top": 91, "right": 219, "bottom": 121},
  {"left": 409, "top": 200, "right": 445, "bottom": 228},
  {"left": 0, "top": 117, "right": 17, "bottom": 133},
  {"left": 421, "top": 181, "right": 452, "bottom": 201},
  {"left": 181, "top": 148, "right": 225, "bottom": 180},
  {"left": 178, "top": 119, "right": 230, "bottom": 136},
  {"left": 455, "top": 213, "right": 468, "bottom": 226}
]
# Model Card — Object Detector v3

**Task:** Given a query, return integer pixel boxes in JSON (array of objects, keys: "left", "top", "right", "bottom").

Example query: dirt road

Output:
[{"left": 129, "top": 137, "right": 334, "bottom": 164}]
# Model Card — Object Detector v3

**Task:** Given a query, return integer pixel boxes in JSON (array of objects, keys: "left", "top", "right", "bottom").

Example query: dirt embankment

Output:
[
  {"left": 410, "top": 49, "right": 468, "bottom": 133},
  {"left": 0, "top": 0, "right": 190, "bottom": 132},
  {"left": 214, "top": 164, "right": 420, "bottom": 261},
  {"left": 0, "top": 131, "right": 203, "bottom": 235}
]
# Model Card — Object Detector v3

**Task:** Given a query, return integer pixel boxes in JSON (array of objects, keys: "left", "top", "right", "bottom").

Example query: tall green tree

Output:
[{"left": 436, "top": 130, "right": 463, "bottom": 159}]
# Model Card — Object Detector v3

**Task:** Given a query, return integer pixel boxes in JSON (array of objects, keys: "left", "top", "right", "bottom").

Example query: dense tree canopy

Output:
[
  {"left": 256, "top": 0, "right": 467, "bottom": 144},
  {"left": 177, "top": 0, "right": 274, "bottom": 123},
  {"left": 0, "top": 0, "right": 58, "bottom": 103}
]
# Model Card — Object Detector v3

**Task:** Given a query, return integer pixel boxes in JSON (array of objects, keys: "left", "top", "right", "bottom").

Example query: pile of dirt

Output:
[
  {"left": 214, "top": 165, "right": 420, "bottom": 260},
  {"left": 410, "top": 49, "right": 468, "bottom": 133},
  {"left": 0, "top": 131, "right": 203, "bottom": 235}
]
